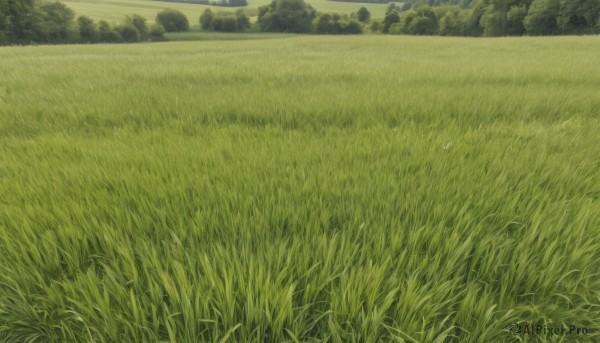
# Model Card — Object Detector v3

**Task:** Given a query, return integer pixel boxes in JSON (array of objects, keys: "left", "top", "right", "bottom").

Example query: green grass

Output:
[
  {"left": 0, "top": 36, "right": 599, "bottom": 342},
  {"left": 164, "top": 31, "right": 294, "bottom": 41},
  {"left": 62, "top": 0, "right": 392, "bottom": 22}
]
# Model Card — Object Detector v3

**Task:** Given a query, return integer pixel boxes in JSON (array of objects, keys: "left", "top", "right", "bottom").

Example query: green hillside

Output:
[{"left": 62, "top": 0, "right": 392, "bottom": 22}]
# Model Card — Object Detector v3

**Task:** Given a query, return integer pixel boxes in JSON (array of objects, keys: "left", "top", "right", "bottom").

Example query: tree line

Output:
[
  {"left": 197, "top": 0, "right": 364, "bottom": 34},
  {"left": 380, "top": 0, "right": 600, "bottom": 36},
  {"left": 1, "top": 0, "right": 597, "bottom": 46},
  {"left": 0, "top": 0, "right": 169, "bottom": 45}
]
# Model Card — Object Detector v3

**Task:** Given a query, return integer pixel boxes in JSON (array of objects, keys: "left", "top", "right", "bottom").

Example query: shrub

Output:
[
  {"left": 211, "top": 15, "right": 240, "bottom": 32},
  {"left": 98, "top": 20, "right": 122, "bottom": 43},
  {"left": 126, "top": 14, "right": 148, "bottom": 40},
  {"left": 258, "top": 0, "right": 317, "bottom": 33},
  {"left": 357, "top": 7, "right": 370, "bottom": 23},
  {"left": 312, "top": 13, "right": 362, "bottom": 34},
  {"left": 369, "top": 20, "right": 381, "bottom": 32},
  {"left": 438, "top": 9, "right": 464, "bottom": 36},
  {"left": 381, "top": 10, "right": 400, "bottom": 33},
  {"left": 156, "top": 9, "right": 190, "bottom": 32},
  {"left": 388, "top": 22, "right": 402, "bottom": 34},
  {"left": 200, "top": 9, "right": 214, "bottom": 30},
  {"left": 236, "top": 9, "right": 250, "bottom": 30},
  {"left": 398, "top": 6, "right": 439, "bottom": 35},
  {"left": 77, "top": 15, "right": 98, "bottom": 43},
  {"left": 344, "top": 20, "right": 363, "bottom": 34},
  {"left": 524, "top": 0, "right": 560, "bottom": 35},
  {"left": 149, "top": 23, "right": 166, "bottom": 41},
  {"left": 116, "top": 23, "right": 140, "bottom": 43},
  {"left": 37, "top": 1, "right": 78, "bottom": 43}
]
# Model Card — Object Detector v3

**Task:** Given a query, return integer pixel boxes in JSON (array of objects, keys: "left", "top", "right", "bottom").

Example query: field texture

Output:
[
  {"left": 0, "top": 36, "right": 599, "bottom": 342},
  {"left": 61, "top": 0, "right": 391, "bottom": 22}
]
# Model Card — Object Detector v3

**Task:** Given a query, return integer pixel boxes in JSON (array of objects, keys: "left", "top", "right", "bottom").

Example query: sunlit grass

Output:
[
  {"left": 62, "top": 0, "right": 392, "bottom": 22},
  {"left": 164, "top": 31, "right": 294, "bottom": 41},
  {"left": 0, "top": 36, "right": 599, "bottom": 342}
]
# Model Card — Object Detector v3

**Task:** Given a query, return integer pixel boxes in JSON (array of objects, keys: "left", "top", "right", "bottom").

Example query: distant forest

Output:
[
  {"left": 0, "top": 0, "right": 166, "bottom": 45},
  {"left": 378, "top": 0, "right": 600, "bottom": 36},
  {"left": 1, "top": 0, "right": 598, "bottom": 46}
]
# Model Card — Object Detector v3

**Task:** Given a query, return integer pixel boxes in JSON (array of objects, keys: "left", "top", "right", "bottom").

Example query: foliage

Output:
[
  {"left": 126, "top": 14, "right": 148, "bottom": 40},
  {"left": 357, "top": 6, "right": 371, "bottom": 22},
  {"left": 211, "top": 15, "right": 240, "bottom": 32},
  {"left": 258, "top": 0, "right": 317, "bottom": 33},
  {"left": 369, "top": 19, "right": 381, "bottom": 32},
  {"left": 556, "top": 0, "right": 600, "bottom": 34},
  {"left": 98, "top": 20, "right": 123, "bottom": 42},
  {"left": 312, "top": 13, "right": 363, "bottom": 34},
  {"left": 381, "top": 9, "right": 400, "bottom": 33},
  {"left": 0, "top": 0, "right": 162, "bottom": 45},
  {"left": 524, "top": 0, "right": 559, "bottom": 34},
  {"left": 156, "top": 8, "right": 190, "bottom": 32},
  {"left": 380, "top": 0, "right": 600, "bottom": 36},
  {"left": 77, "top": 15, "right": 98, "bottom": 43},
  {"left": 235, "top": 9, "right": 251, "bottom": 30},
  {"left": 149, "top": 23, "right": 167, "bottom": 41},
  {"left": 116, "top": 23, "right": 140, "bottom": 42},
  {"left": 392, "top": 5, "right": 439, "bottom": 35},
  {"left": 200, "top": 9, "right": 215, "bottom": 30},
  {"left": 200, "top": 10, "right": 250, "bottom": 32},
  {"left": 438, "top": 8, "right": 465, "bottom": 35},
  {"left": 35, "top": 1, "right": 78, "bottom": 43}
]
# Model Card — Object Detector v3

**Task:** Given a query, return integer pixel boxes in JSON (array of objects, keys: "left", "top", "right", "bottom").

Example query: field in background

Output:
[
  {"left": 62, "top": 0, "right": 391, "bottom": 23},
  {"left": 164, "top": 31, "right": 294, "bottom": 40},
  {"left": 1, "top": 36, "right": 599, "bottom": 342}
]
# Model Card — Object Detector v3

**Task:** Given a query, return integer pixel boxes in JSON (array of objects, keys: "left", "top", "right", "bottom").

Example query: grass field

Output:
[
  {"left": 164, "top": 31, "right": 294, "bottom": 41},
  {"left": 61, "top": 0, "right": 391, "bottom": 22},
  {"left": 1, "top": 35, "right": 599, "bottom": 342}
]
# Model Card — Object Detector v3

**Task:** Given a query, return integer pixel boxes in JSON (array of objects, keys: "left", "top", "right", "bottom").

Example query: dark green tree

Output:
[
  {"left": 236, "top": 9, "right": 250, "bottom": 29},
  {"left": 126, "top": 14, "right": 148, "bottom": 40},
  {"left": 156, "top": 9, "right": 189, "bottom": 32},
  {"left": 477, "top": 0, "right": 531, "bottom": 36},
  {"left": 313, "top": 13, "right": 333, "bottom": 33},
  {"left": 381, "top": 10, "right": 400, "bottom": 33},
  {"left": 438, "top": 8, "right": 465, "bottom": 35},
  {"left": 397, "top": 5, "right": 439, "bottom": 35},
  {"left": 257, "top": 0, "right": 317, "bottom": 33},
  {"left": 0, "top": 0, "right": 39, "bottom": 43},
  {"left": 77, "top": 16, "right": 98, "bottom": 43},
  {"left": 0, "top": 0, "right": 9, "bottom": 44},
  {"left": 116, "top": 23, "right": 140, "bottom": 43},
  {"left": 200, "top": 9, "right": 214, "bottom": 30},
  {"left": 149, "top": 23, "right": 166, "bottom": 41},
  {"left": 507, "top": 4, "right": 527, "bottom": 35},
  {"left": 344, "top": 20, "right": 363, "bottom": 34},
  {"left": 463, "top": 1, "right": 486, "bottom": 36},
  {"left": 98, "top": 20, "right": 122, "bottom": 42},
  {"left": 557, "top": 0, "right": 600, "bottom": 34},
  {"left": 312, "top": 13, "right": 362, "bottom": 34},
  {"left": 386, "top": 3, "right": 399, "bottom": 15},
  {"left": 524, "top": 0, "right": 559, "bottom": 34},
  {"left": 357, "top": 7, "right": 371, "bottom": 23},
  {"left": 210, "top": 14, "right": 240, "bottom": 32},
  {"left": 37, "top": 1, "right": 77, "bottom": 43}
]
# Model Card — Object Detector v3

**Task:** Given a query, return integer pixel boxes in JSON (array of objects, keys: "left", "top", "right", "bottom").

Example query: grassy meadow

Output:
[
  {"left": 61, "top": 0, "right": 391, "bottom": 22},
  {"left": 0, "top": 35, "right": 599, "bottom": 342}
]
